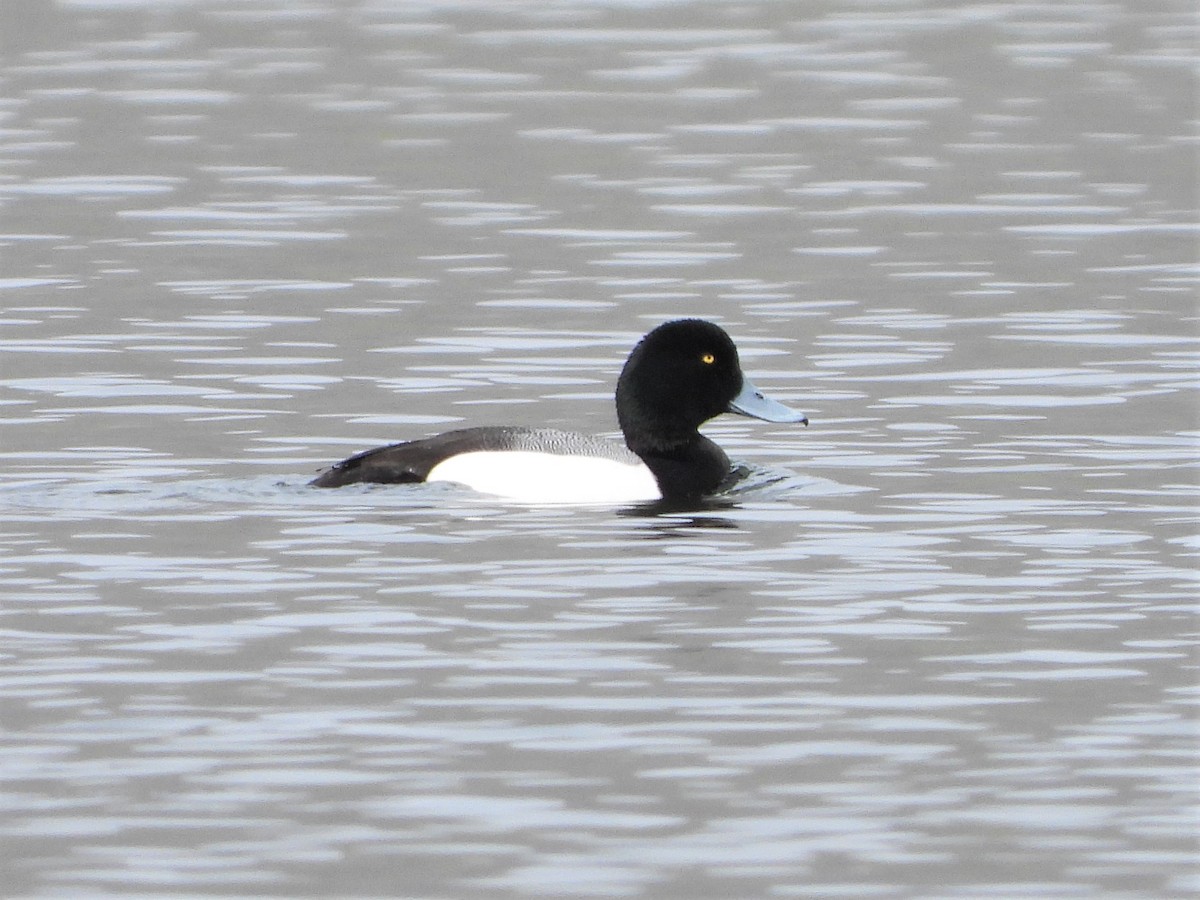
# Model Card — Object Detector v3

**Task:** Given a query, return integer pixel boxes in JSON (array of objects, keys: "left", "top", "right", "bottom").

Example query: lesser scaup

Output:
[{"left": 310, "top": 319, "right": 807, "bottom": 503}]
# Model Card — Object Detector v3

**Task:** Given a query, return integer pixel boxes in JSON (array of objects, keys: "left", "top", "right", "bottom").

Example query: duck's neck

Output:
[{"left": 630, "top": 434, "right": 731, "bottom": 500}]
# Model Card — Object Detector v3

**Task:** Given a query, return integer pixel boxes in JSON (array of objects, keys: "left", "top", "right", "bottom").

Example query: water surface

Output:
[{"left": 0, "top": 1, "right": 1196, "bottom": 897}]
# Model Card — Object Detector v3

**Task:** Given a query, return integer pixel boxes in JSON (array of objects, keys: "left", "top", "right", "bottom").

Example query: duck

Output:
[{"left": 309, "top": 318, "right": 807, "bottom": 503}]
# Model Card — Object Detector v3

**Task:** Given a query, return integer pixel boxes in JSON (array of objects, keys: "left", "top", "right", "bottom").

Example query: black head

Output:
[{"left": 615, "top": 319, "right": 744, "bottom": 453}]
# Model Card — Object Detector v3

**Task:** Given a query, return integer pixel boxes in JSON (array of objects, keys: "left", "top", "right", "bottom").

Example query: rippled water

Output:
[{"left": 1, "top": 1, "right": 1196, "bottom": 897}]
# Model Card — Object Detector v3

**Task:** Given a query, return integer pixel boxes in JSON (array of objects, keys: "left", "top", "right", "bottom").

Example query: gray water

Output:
[{"left": 1, "top": 1, "right": 1197, "bottom": 897}]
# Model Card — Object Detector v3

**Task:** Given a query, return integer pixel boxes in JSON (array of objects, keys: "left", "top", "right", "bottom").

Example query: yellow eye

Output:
[{"left": 701, "top": 353, "right": 716, "bottom": 365}]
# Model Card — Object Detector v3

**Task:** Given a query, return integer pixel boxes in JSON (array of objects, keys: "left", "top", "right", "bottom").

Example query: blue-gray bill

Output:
[{"left": 728, "top": 378, "right": 808, "bottom": 425}]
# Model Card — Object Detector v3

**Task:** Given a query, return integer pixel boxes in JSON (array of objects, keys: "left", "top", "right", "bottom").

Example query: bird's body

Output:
[{"left": 310, "top": 319, "right": 807, "bottom": 504}]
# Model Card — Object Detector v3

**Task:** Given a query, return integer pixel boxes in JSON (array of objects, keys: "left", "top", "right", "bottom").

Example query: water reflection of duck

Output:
[{"left": 310, "top": 319, "right": 807, "bottom": 503}]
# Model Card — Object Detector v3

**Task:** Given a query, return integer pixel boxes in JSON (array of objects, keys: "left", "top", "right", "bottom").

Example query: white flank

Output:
[{"left": 426, "top": 451, "right": 661, "bottom": 504}]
